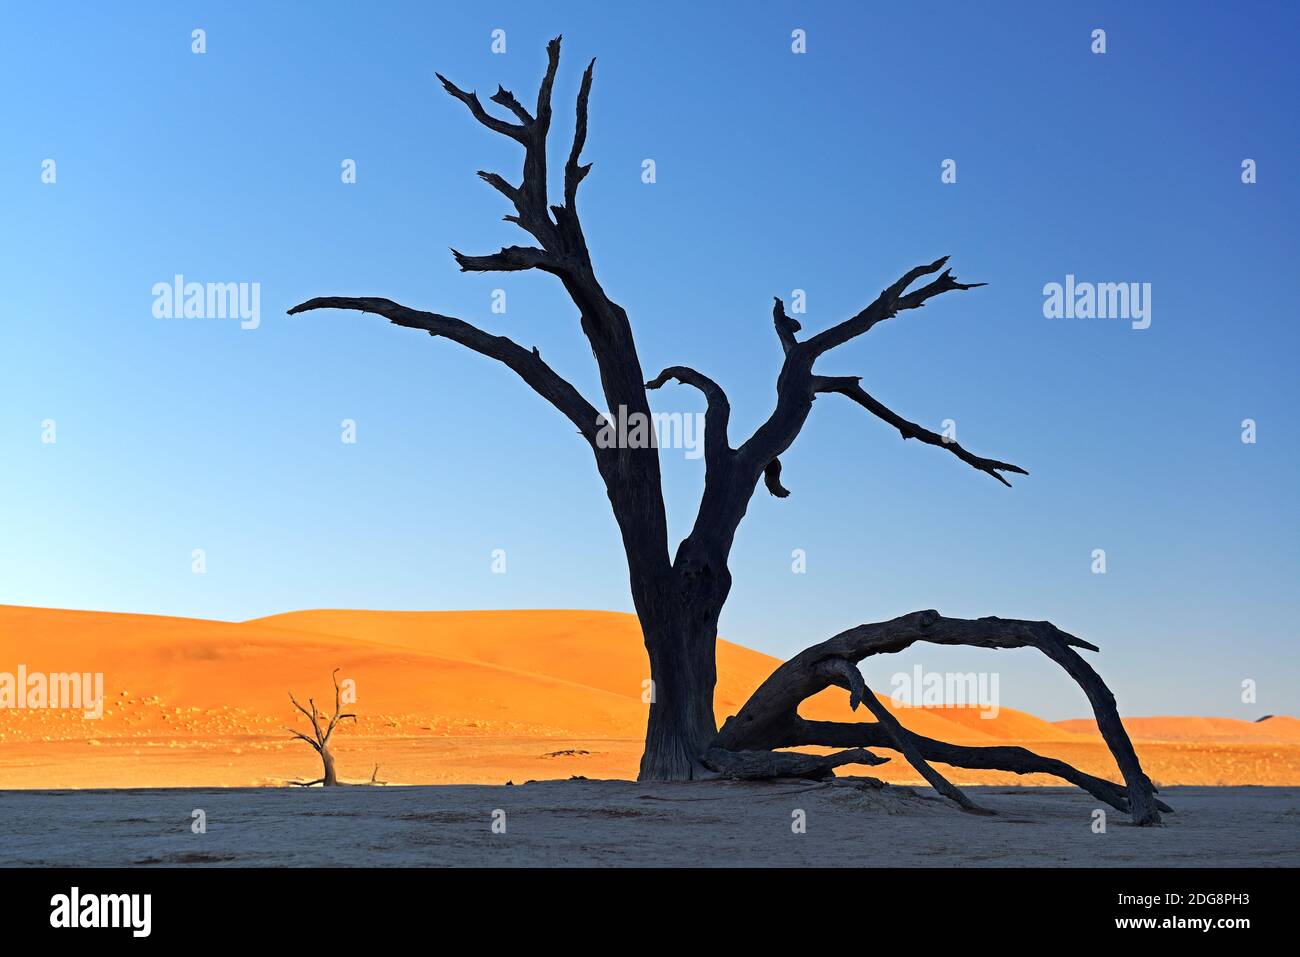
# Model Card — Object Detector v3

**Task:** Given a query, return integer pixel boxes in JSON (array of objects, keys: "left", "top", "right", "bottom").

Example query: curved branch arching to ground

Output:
[{"left": 708, "top": 611, "right": 1167, "bottom": 826}]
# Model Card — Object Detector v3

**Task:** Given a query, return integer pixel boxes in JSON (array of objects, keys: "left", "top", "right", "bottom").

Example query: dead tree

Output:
[
  {"left": 286, "top": 669, "right": 355, "bottom": 786},
  {"left": 289, "top": 37, "right": 1164, "bottom": 823}
]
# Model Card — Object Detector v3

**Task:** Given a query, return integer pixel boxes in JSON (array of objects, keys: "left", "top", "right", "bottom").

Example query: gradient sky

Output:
[{"left": 2, "top": 2, "right": 1296, "bottom": 720}]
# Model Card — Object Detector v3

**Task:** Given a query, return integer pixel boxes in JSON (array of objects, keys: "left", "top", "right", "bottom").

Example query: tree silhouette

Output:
[
  {"left": 286, "top": 669, "right": 355, "bottom": 787},
  {"left": 291, "top": 37, "right": 1164, "bottom": 824}
]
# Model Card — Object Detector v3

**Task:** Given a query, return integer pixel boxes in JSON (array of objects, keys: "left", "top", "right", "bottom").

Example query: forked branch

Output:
[
  {"left": 804, "top": 256, "right": 985, "bottom": 358},
  {"left": 437, "top": 36, "right": 597, "bottom": 261},
  {"left": 729, "top": 256, "right": 1012, "bottom": 524}
]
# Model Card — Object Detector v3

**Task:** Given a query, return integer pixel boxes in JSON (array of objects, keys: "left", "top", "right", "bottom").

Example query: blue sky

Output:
[{"left": 1, "top": 2, "right": 1296, "bottom": 720}]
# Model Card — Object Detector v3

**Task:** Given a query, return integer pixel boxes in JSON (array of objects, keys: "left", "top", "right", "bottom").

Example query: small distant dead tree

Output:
[
  {"left": 286, "top": 669, "right": 355, "bottom": 787},
  {"left": 290, "top": 37, "right": 1166, "bottom": 824}
]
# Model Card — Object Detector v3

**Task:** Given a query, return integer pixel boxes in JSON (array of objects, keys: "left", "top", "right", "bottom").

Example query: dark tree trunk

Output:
[
  {"left": 637, "top": 604, "right": 721, "bottom": 781},
  {"left": 320, "top": 746, "right": 339, "bottom": 787}
]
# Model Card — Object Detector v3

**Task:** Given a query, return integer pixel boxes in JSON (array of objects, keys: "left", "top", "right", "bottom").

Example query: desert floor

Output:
[
  {"left": 5, "top": 733, "right": 1300, "bottom": 792},
  {"left": 1, "top": 782, "right": 1295, "bottom": 867}
]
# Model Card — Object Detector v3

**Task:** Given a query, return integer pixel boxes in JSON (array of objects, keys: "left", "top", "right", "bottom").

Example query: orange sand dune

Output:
[
  {"left": 0, "top": 604, "right": 1296, "bottom": 789},
  {"left": 248, "top": 608, "right": 1064, "bottom": 746}
]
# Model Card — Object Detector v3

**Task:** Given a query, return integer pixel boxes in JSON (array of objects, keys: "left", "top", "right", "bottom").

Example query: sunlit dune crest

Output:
[{"left": 1056, "top": 715, "right": 1300, "bottom": 743}]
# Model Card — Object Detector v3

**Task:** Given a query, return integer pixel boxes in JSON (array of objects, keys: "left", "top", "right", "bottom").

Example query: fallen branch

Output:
[
  {"left": 715, "top": 610, "right": 1165, "bottom": 825},
  {"left": 702, "top": 746, "right": 888, "bottom": 781}
]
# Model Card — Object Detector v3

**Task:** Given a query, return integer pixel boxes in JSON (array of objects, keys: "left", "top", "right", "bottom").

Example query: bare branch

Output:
[
  {"left": 451, "top": 245, "right": 555, "bottom": 274},
  {"left": 435, "top": 73, "right": 527, "bottom": 143},
  {"left": 793, "top": 720, "right": 1172, "bottom": 816},
  {"left": 490, "top": 85, "right": 533, "bottom": 125},
  {"left": 813, "top": 609, "right": 1101, "bottom": 661},
  {"left": 883, "top": 255, "right": 954, "bottom": 301},
  {"left": 650, "top": 364, "right": 733, "bottom": 442},
  {"left": 325, "top": 668, "right": 348, "bottom": 738},
  {"left": 732, "top": 258, "right": 1000, "bottom": 523},
  {"left": 439, "top": 40, "right": 566, "bottom": 247},
  {"left": 563, "top": 58, "right": 596, "bottom": 211},
  {"left": 645, "top": 365, "right": 727, "bottom": 406},
  {"left": 762, "top": 458, "right": 790, "bottom": 498},
  {"left": 676, "top": 258, "right": 1016, "bottom": 652},
  {"left": 805, "top": 256, "right": 985, "bottom": 357},
  {"left": 284, "top": 729, "right": 322, "bottom": 753},
  {"left": 646, "top": 365, "right": 732, "bottom": 464},
  {"left": 897, "top": 267, "right": 986, "bottom": 311},
  {"left": 702, "top": 746, "right": 888, "bottom": 780},
  {"left": 288, "top": 692, "right": 322, "bottom": 747},
  {"left": 819, "top": 658, "right": 988, "bottom": 814},
  {"left": 772, "top": 297, "right": 801, "bottom": 353},
  {"left": 476, "top": 170, "right": 520, "bottom": 204},
  {"left": 510, "top": 35, "right": 561, "bottom": 236},
  {"left": 816, "top": 656, "right": 867, "bottom": 710},
  {"left": 288, "top": 692, "right": 314, "bottom": 724},
  {"left": 288, "top": 297, "right": 604, "bottom": 447},
  {"left": 535, "top": 36, "right": 561, "bottom": 132},
  {"left": 813, "top": 375, "right": 1028, "bottom": 486}
]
